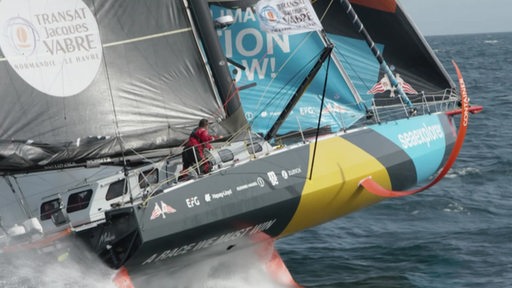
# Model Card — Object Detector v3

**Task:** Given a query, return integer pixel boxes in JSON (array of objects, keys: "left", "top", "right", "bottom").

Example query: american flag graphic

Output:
[
  {"left": 368, "top": 82, "right": 386, "bottom": 94},
  {"left": 161, "top": 201, "right": 176, "bottom": 214},
  {"left": 150, "top": 201, "right": 176, "bottom": 220},
  {"left": 150, "top": 202, "right": 163, "bottom": 220},
  {"left": 368, "top": 74, "right": 418, "bottom": 95},
  {"left": 396, "top": 74, "right": 418, "bottom": 94},
  {"left": 368, "top": 74, "right": 392, "bottom": 94}
]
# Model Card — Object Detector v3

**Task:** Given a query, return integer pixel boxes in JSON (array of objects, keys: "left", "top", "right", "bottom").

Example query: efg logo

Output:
[{"left": 0, "top": 0, "right": 103, "bottom": 97}]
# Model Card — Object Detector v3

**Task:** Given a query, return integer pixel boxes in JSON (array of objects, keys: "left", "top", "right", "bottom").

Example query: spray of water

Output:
[
  {"left": 159, "top": 249, "right": 290, "bottom": 287},
  {"left": 1, "top": 235, "right": 299, "bottom": 287},
  {"left": 128, "top": 237, "right": 299, "bottom": 288},
  {"left": 0, "top": 239, "right": 116, "bottom": 288}
]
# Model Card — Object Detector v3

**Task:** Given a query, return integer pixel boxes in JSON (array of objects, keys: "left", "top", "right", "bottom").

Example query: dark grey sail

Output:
[{"left": 0, "top": 0, "right": 244, "bottom": 172}]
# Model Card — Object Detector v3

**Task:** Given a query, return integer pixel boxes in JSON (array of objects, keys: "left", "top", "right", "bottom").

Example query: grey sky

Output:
[{"left": 399, "top": 0, "right": 512, "bottom": 35}]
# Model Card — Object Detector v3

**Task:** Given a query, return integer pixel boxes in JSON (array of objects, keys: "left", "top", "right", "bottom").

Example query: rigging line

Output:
[
  {"left": 340, "top": 0, "right": 415, "bottom": 113},
  {"left": 142, "top": 125, "right": 254, "bottom": 204},
  {"left": 12, "top": 176, "right": 33, "bottom": 218},
  {"left": 255, "top": 31, "right": 318, "bottom": 110},
  {"left": 314, "top": 0, "right": 365, "bottom": 106},
  {"left": 332, "top": 41, "right": 374, "bottom": 93},
  {"left": 265, "top": 44, "right": 334, "bottom": 141},
  {"left": 250, "top": 51, "right": 323, "bottom": 128},
  {"left": 91, "top": 2, "right": 133, "bottom": 204},
  {"left": 309, "top": 54, "right": 331, "bottom": 180},
  {"left": 221, "top": 80, "right": 240, "bottom": 114},
  {"left": 314, "top": 93, "right": 357, "bottom": 131},
  {"left": 3, "top": 176, "right": 31, "bottom": 219},
  {"left": 316, "top": 0, "right": 335, "bottom": 22}
]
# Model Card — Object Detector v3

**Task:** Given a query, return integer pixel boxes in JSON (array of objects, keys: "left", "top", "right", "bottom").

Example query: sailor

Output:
[{"left": 181, "top": 119, "right": 221, "bottom": 176}]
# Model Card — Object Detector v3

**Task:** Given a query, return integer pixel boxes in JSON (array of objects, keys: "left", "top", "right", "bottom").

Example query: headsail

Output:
[
  {"left": 210, "top": 1, "right": 367, "bottom": 137},
  {"left": 209, "top": 0, "right": 456, "bottom": 137},
  {"left": 0, "top": 0, "right": 243, "bottom": 171},
  {"left": 313, "top": 0, "right": 455, "bottom": 104}
]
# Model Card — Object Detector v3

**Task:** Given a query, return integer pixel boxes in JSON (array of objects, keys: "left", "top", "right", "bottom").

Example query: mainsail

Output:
[{"left": 0, "top": 0, "right": 244, "bottom": 172}]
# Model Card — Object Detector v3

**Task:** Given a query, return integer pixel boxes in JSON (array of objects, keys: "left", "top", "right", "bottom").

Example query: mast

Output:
[
  {"left": 264, "top": 44, "right": 334, "bottom": 141},
  {"left": 187, "top": 0, "right": 246, "bottom": 125},
  {"left": 340, "top": 0, "right": 415, "bottom": 113}
]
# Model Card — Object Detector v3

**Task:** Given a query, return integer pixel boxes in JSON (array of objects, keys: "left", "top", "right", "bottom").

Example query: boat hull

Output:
[{"left": 97, "top": 113, "right": 455, "bottom": 284}]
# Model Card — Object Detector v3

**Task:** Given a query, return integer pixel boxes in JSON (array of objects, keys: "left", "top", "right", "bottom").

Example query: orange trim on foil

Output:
[
  {"left": 446, "top": 105, "right": 483, "bottom": 116},
  {"left": 1, "top": 228, "right": 71, "bottom": 253},
  {"left": 253, "top": 232, "right": 302, "bottom": 287},
  {"left": 350, "top": 0, "right": 396, "bottom": 13},
  {"left": 113, "top": 266, "right": 135, "bottom": 288},
  {"left": 359, "top": 60, "right": 471, "bottom": 198}
]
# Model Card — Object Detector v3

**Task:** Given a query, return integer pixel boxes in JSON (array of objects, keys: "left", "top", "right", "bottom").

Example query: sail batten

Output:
[{"left": 102, "top": 28, "right": 193, "bottom": 48}]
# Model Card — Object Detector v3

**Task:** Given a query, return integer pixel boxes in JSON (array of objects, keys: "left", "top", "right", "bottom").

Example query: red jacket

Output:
[{"left": 186, "top": 127, "right": 214, "bottom": 155}]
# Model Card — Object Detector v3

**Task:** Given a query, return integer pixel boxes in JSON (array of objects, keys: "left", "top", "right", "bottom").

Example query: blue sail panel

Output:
[
  {"left": 210, "top": 6, "right": 365, "bottom": 135},
  {"left": 329, "top": 34, "right": 384, "bottom": 108}
]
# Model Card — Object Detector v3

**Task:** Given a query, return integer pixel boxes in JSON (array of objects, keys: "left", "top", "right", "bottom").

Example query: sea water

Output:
[{"left": 279, "top": 32, "right": 512, "bottom": 288}]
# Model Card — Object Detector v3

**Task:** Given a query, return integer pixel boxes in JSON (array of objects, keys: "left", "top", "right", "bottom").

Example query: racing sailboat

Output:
[{"left": 0, "top": 0, "right": 480, "bottom": 286}]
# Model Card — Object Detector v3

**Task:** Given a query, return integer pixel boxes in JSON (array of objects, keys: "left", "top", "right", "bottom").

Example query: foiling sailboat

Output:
[{"left": 0, "top": 0, "right": 481, "bottom": 286}]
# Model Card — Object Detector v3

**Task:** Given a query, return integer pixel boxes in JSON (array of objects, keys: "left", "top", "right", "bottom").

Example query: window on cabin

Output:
[
  {"left": 139, "top": 169, "right": 158, "bottom": 189},
  {"left": 40, "top": 199, "right": 61, "bottom": 221},
  {"left": 105, "top": 179, "right": 126, "bottom": 201},
  {"left": 218, "top": 149, "right": 234, "bottom": 162},
  {"left": 66, "top": 189, "right": 93, "bottom": 213},
  {"left": 247, "top": 143, "right": 263, "bottom": 154}
]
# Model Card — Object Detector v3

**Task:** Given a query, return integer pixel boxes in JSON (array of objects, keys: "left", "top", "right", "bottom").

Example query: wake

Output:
[
  {"left": 0, "top": 239, "right": 116, "bottom": 288},
  {"left": 1, "top": 237, "right": 298, "bottom": 287},
  {"left": 142, "top": 243, "right": 297, "bottom": 288}
]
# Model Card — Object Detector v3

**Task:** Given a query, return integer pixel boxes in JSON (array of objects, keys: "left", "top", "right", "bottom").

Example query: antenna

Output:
[{"left": 214, "top": 15, "right": 234, "bottom": 29}]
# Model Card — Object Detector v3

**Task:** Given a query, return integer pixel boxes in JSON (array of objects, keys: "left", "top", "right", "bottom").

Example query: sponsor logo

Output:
[
  {"left": 142, "top": 219, "right": 277, "bottom": 265},
  {"left": 150, "top": 201, "right": 176, "bottom": 220},
  {"left": 300, "top": 106, "right": 315, "bottom": 116},
  {"left": 4, "top": 17, "right": 39, "bottom": 55},
  {"left": 287, "top": 167, "right": 302, "bottom": 176},
  {"left": 0, "top": 0, "right": 102, "bottom": 97},
  {"left": 281, "top": 167, "right": 302, "bottom": 181},
  {"left": 267, "top": 171, "right": 279, "bottom": 186},
  {"left": 236, "top": 177, "right": 265, "bottom": 191},
  {"left": 257, "top": 177, "right": 265, "bottom": 187},
  {"left": 186, "top": 196, "right": 200, "bottom": 208},
  {"left": 99, "top": 231, "right": 115, "bottom": 245},
  {"left": 205, "top": 189, "right": 233, "bottom": 202},
  {"left": 397, "top": 124, "right": 444, "bottom": 149},
  {"left": 322, "top": 103, "right": 347, "bottom": 114},
  {"left": 255, "top": 0, "right": 322, "bottom": 35},
  {"left": 258, "top": 5, "right": 280, "bottom": 27}
]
